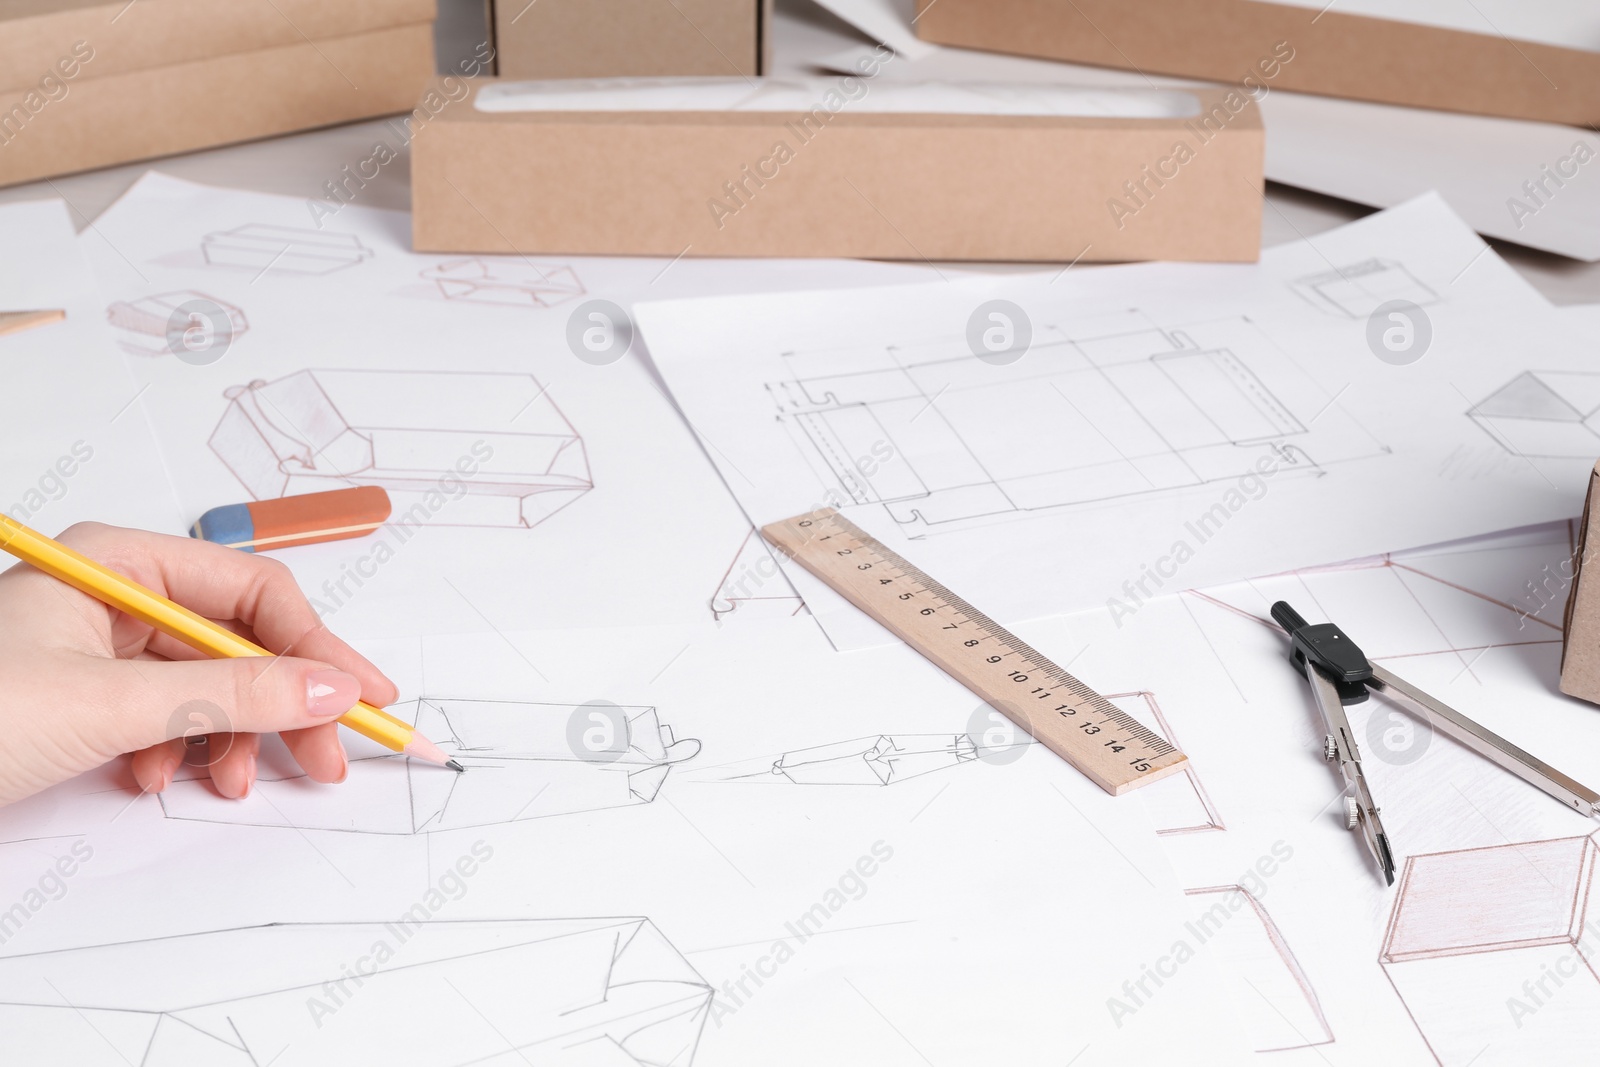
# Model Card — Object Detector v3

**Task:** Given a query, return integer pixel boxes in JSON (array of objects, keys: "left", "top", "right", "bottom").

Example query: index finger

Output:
[{"left": 58, "top": 522, "right": 400, "bottom": 707}]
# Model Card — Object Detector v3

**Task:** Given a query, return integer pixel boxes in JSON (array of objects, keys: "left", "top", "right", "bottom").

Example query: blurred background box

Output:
[
  {"left": 0, "top": 0, "right": 436, "bottom": 186},
  {"left": 490, "top": 0, "right": 769, "bottom": 78},
  {"left": 0, "top": 0, "right": 436, "bottom": 87},
  {"left": 912, "top": 0, "right": 1600, "bottom": 127}
]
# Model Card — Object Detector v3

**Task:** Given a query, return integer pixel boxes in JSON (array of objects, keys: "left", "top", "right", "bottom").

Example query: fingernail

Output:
[
  {"left": 306, "top": 670, "right": 361, "bottom": 717},
  {"left": 243, "top": 754, "right": 257, "bottom": 798},
  {"left": 334, "top": 746, "right": 349, "bottom": 785},
  {"left": 155, "top": 755, "right": 180, "bottom": 793}
]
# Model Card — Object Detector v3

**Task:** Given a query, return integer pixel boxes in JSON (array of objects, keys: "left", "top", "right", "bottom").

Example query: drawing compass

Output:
[{"left": 1272, "top": 601, "right": 1600, "bottom": 887}]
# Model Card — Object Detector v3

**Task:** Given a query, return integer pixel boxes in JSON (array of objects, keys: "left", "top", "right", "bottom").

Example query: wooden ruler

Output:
[{"left": 762, "top": 508, "right": 1188, "bottom": 795}]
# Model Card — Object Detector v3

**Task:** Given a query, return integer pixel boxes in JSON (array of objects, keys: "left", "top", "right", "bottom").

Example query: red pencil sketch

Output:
[
  {"left": 1186, "top": 884, "right": 1333, "bottom": 1052},
  {"left": 1108, "top": 691, "right": 1224, "bottom": 836},
  {"left": 421, "top": 258, "right": 585, "bottom": 308},
  {"left": 1380, "top": 835, "right": 1600, "bottom": 1064},
  {"left": 208, "top": 369, "right": 592, "bottom": 529}
]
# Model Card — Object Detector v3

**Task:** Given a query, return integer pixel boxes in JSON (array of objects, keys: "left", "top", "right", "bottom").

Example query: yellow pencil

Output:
[{"left": 0, "top": 514, "right": 461, "bottom": 771}]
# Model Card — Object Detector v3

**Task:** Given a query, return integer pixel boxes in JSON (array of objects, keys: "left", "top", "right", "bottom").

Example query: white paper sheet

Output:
[
  {"left": 806, "top": 0, "right": 935, "bottom": 59},
  {"left": 1252, "top": 0, "right": 1600, "bottom": 50},
  {"left": 0, "top": 200, "right": 184, "bottom": 535},
  {"left": 807, "top": 12, "right": 1600, "bottom": 260},
  {"left": 0, "top": 616, "right": 1252, "bottom": 1065},
  {"left": 1262, "top": 94, "right": 1600, "bottom": 263},
  {"left": 1044, "top": 519, "right": 1600, "bottom": 1063},
  {"left": 1561, "top": 302, "right": 1600, "bottom": 330},
  {"left": 476, "top": 76, "right": 1202, "bottom": 118},
  {"left": 637, "top": 194, "right": 1597, "bottom": 650},
  {"left": 77, "top": 172, "right": 949, "bottom": 640}
]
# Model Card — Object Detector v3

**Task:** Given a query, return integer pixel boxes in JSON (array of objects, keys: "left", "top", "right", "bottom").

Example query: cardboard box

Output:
[
  {"left": 1561, "top": 460, "right": 1600, "bottom": 704},
  {"left": 0, "top": 24, "right": 434, "bottom": 187},
  {"left": 412, "top": 77, "right": 1264, "bottom": 262},
  {"left": 912, "top": 0, "right": 1600, "bottom": 128},
  {"left": 0, "top": 0, "right": 436, "bottom": 90},
  {"left": 492, "top": 0, "right": 768, "bottom": 78}
]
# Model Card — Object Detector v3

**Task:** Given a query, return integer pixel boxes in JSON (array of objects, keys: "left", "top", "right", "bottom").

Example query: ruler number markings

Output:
[{"left": 771, "top": 510, "right": 1185, "bottom": 794}]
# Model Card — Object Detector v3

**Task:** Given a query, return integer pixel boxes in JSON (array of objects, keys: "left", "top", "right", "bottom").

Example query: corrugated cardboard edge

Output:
[
  {"left": 1560, "top": 460, "right": 1600, "bottom": 704},
  {"left": 913, "top": 0, "right": 1600, "bottom": 128},
  {"left": 0, "top": 0, "right": 436, "bottom": 92},
  {"left": 411, "top": 77, "right": 1263, "bottom": 261},
  {"left": 0, "top": 23, "right": 435, "bottom": 188}
]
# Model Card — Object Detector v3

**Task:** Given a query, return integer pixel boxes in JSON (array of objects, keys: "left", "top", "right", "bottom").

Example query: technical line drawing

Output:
[
  {"left": 200, "top": 223, "right": 374, "bottom": 275},
  {"left": 1468, "top": 371, "right": 1600, "bottom": 459},
  {"left": 158, "top": 699, "right": 700, "bottom": 834},
  {"left": 1185, "top": 885, "right": 1333, "bottom": 1052},
  {"left": 421, "top": 257, "right": 585, "bottom": 308},
  {"left": 710, "top": 527, "right": 805, "bottom": 621},
  {"left": 1379, "top": 836, "right": 1600, "bottom": 1064},
  {"left": 1186, "top": 527, "right": 1569, "bottom": 685},
  {"left": 710, "top": 732, "right": 1029, "bottom": 786},
  {"left": 766, "top": 314, "right": 1340, "bottom": 533},
  {"left": 0, "top": 918, "right": 712, "bottom": 1066},
  {"left": 1109, "top": 692, "right": 1224, "bottom": 836},
  {"left": 105, "top": 291, "right": 248, "bottom": 358},
  {"left": 208, "top": 368, "right": 593, "bottom": 529},
  {"left": 1291, "top": 258, "right": 1438, "bottom": 318}
]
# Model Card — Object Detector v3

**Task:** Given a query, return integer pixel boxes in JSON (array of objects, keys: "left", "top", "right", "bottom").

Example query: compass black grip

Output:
[{"left": 1270, "top": 600, "right": 1307, "bottom": 633}]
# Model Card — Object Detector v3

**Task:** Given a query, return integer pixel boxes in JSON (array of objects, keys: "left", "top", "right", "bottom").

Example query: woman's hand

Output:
[{"left": 0, "top": 522, "right": 397, "bottom": 807}]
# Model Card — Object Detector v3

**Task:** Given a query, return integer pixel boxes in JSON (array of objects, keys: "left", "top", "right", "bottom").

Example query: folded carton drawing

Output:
[
  {"left": 769, "top": 734, "right": 981, "bottom": 786},
  {"left": 1380, "top": 837, "right": 1600, "bottom": 1062},
  {"left": 1469, "top": 372, "right": 1600, "bottom": 460},
  {"left": 209, "top": 369, "right": 592, "bottom": 529},
  {"left": 106, "top": 290, "right": 248, "bottom": 358},
  {"left": 159, "top": 699, "right": 700, "bottom": 833},
  {"left": 201, "top": 225, "right": 375, "bottom": 275},
  {"left": 0, "top": 919, "right": 713, "bottom": 1066},
  {"left": 422, "top": 257, "right": 586, "bottom": 307}
]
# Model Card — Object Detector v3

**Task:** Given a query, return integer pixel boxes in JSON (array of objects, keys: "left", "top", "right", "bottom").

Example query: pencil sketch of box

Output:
[
  {"left": 200, "top": 223, "right": 374, "bottom": 275},
  {"left": 158, "top": 699, "right": 700, "bottom": 834},
  {"left": 1292, "top": 258, "right": 1437, "bottom": 318},
  {"left": 105, "top": 290, "right": 248, "bottom": 358},
  {"left": 1109, "top": 692, "right": 1223, "bottom": 835},
  {"left": 209, "top": 368, "right": 592, "bottom": 529},
  {"left": 422, "top": 257, "right": 586, "bottom": 308},
  {"left": 1186, "top": 885, "right": 1330, "bottom": 1052},
  {"left": 1380, "top": 836, "right": 1600, "bottom": 1064},
  {"left": 0, "top": 918, "right": 712, "bottom": 1066},
  {"left": 1469, "top": 371, "right": 1600, "bottom": 459},
  {"left": 762, "top": 734, "right": 985, "bottom": 786}
]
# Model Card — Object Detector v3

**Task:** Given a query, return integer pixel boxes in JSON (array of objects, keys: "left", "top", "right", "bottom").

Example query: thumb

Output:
[{"left": 94, "top": 656, "right": 364, "bottom": 753}]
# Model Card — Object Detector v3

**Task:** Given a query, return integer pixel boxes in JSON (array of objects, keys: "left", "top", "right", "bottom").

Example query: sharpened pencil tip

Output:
[{"left": 447, "top": 759, "right": 466, "bottom": 773}]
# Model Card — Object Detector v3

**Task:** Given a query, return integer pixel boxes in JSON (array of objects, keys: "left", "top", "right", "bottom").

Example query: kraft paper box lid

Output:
[
  {"left": 1561, "top": 460, "right": 1600, "bottom": 705},
  {"left": 0, "top": 0, "right": 436, "bottom": 92},
  {"left": 413, "top": 75, "right": 1264, "bottom": 261},
  {"left": 912, "top": 0, "right": 1600, "bottom": 128}
]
